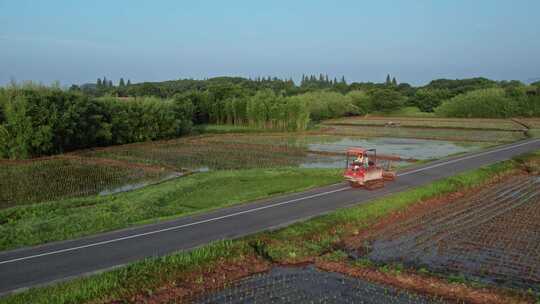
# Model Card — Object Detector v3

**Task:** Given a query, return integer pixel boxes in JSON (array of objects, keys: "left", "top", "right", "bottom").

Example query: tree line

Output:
[
  {"left": 0, "top": 84, "right": 193, "bottom": 159},
  {"left": 2, "top": 76, "right": 539, "bottom": 159}
]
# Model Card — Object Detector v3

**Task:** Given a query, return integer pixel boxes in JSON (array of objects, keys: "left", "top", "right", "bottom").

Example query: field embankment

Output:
[{"left": 322, "top": 116, "right": 528, "bottom": 143}]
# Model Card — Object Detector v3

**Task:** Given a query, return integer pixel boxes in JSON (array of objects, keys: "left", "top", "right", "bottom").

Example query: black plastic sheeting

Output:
[
  {"left": 367, "top": 175, "right": 540, "bottom": 291},
  {"left": 194, "top": 266, "right": 448, "bottom": 304}
]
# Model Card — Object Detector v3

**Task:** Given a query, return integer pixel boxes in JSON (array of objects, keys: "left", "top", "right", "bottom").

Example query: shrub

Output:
[
  {"left": 0, "top": 86, "right": 194, "bottom": 159},
  {"left": 435, "top": 88, "right": 516, "bottom": 118},
  {"left": 368, "top": 89, "right": 406, "bottom": 112},
  {"left": 412, "top": 88, "right": 452, "bottom": 112},
  {"left": 347, "top": 90, "right": 371, "bottom": 115},
  {"left": 292, "top": 91, "right": 358, "bottom": 121}
]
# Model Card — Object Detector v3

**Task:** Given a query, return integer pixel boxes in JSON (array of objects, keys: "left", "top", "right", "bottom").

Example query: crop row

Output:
[
  {"left": 79, "top": 134, "right": 312, "bottom": 171},
  {"left": 367, "top": 175, "right": 540, "bottom": 291},
  {"left": 0, "top": 157, "right": 173, "bottom": 208}
]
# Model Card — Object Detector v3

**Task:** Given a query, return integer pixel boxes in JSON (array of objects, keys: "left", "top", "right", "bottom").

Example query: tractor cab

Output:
[{"left": 344, "top": 148, "right": 393, "bottom": 189}]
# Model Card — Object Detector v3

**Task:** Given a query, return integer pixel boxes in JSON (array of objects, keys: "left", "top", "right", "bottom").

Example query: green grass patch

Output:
[
  {"left": 193, "top": 124, "right": 271, "bottom": 134},
  {"left": 0, "top": 168, "right": 341, "bottom": 251},
  {"left": 325, "top": 116, "right": 522, "bottom": 131},
  {"left": 370, "top": 106, "right": 437, "bottom": 117},
  {"left": 323, "top": 125, "right": 524, "bottom": 143},
  {"left": 528, "top": 129, "right": 540, "bottom": 138}
]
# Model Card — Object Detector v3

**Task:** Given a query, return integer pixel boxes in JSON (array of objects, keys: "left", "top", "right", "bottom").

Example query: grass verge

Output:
[
  {"left": 2, "top": 152, "right": 537, "bottom": 304},
  {"left": 0, "top": 168, "right": 341, "bottom": 251},
  {"left": 193, "top": 124, "right": 271, "bottom": 134},
  {"left": 369, "top": 106, "right": 437, "bottom": 117}
]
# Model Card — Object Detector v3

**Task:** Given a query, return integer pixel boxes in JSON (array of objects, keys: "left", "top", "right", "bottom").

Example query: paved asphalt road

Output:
[{"left": 1, "top": 138, "right": 540, "bottom": 296}]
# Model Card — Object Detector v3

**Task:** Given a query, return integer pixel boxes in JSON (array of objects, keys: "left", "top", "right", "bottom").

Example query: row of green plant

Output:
[
  {"left": 0, "top": 157, "right": 173, "bottom": 209},
  {"left": 0, "top": 85, "right": 193, "bottom": 159},
  {"left": 2, "top": 152, "right": 532, "bottom": 304}
]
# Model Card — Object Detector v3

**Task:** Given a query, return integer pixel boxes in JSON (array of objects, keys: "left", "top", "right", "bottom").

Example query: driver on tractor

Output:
[
  {"left": 364, "top": 155, "right": 370, "bottom": 168},
  {"left": 353, "top": 153, "right": 363, "bottom": 171}
]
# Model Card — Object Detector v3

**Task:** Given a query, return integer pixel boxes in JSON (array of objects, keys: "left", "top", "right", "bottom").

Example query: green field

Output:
[{"left": 0, "top": 168, "right": 341, "bottom": 251}]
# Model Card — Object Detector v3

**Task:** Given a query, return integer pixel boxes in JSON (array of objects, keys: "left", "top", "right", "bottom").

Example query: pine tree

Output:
[
  {"left": 340, "top": 76, "right": 346, "bottom": 84},
  {"left": 385, "top": 74, "right": 391, "bottom": 85},
  {"left": 127, "top": 79, "right": 131, "bottom": 86},
  {"left": 392, "top": 77, "right": 397, "bottom": 86},
  {"left": 119, "top": 78, "right": 125, "bottom": 87}
]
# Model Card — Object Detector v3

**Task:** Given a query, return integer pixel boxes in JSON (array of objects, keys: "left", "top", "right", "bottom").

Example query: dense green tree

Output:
[
  {"left": 0, "top": 85, "right": 194, "bottom": 159},
  {"left": 392, "top": 77, "right": 397, "bottom": 86},
  {"left": 435, "top": 88, "right": 514, "bottom": 118},
  {"left": 347, "top": 90, "right": 372, "bottom": 115},
  {"left": 119, "top": 78, "right": 125, "bottom": 87},
  {"left": 385, "top": 74, "right": 391, "bottom": 85},
  {"left": 413, "top": 88, "right": 452, "bottom": 112},
  {"left": 0, "top": 95, "right": 33, "bottom": 158},
  {"left": 425, "top": 77, "right": 497, "bottom": 96},
  {"left": 368, "top": 89, "right": 405, "bottom": 112}
]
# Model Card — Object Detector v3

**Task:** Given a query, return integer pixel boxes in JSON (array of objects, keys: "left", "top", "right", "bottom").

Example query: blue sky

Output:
[{"left": 1, "top": 0, "right": 539, "bottom": 86}]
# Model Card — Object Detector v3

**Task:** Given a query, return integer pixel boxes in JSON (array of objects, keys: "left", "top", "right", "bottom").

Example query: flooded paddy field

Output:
[
  {"left": 194, "top": 266, "right": 448, "bottom": 304},
  {"left": 80, "top": 133, "right": 485, "bottom": 171},
  {"left": 363, "top": 174, "right": 540, "bottom": 291},
  {"left": 0, "top": 130, "right": 488, "bottom": 206}
]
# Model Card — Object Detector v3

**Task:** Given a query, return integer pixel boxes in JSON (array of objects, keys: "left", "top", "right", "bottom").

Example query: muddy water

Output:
[
  {"left": 301, "top": 137, "right": 481, "bottom": 169},
  {"left": 194, "top": 266, "right": 447, "bottom": 304}
]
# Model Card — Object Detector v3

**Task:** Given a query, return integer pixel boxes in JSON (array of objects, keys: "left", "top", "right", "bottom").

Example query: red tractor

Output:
[{"left": 344, "top": 148, "right": 395, "bottom": 189}]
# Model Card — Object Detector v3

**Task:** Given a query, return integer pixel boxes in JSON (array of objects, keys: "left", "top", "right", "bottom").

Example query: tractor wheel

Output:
[
  {"left": 383, "top": 171, "right": 396, "bottom": 181},
  {"left": 349, "top": 181, "right": 363, "bottom": 188},
  {"left": 365, "top": 179, "right": 384, "bottom": 190}
]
